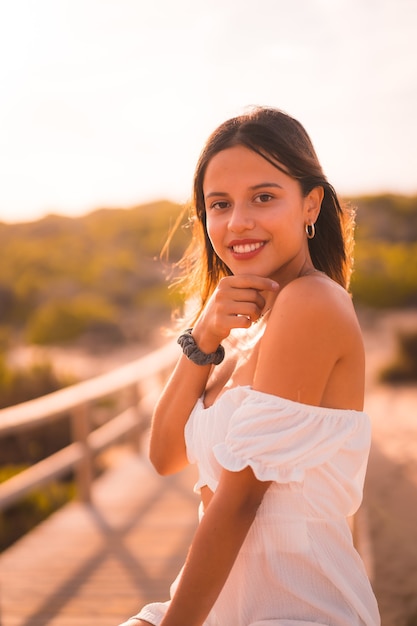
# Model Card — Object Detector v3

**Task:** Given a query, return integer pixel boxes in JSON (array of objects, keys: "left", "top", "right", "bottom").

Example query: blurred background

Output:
[
  {"left": 1, "top": 0, "right": 416, "bottom": 222},
  {"left": 0, "top": 1, "right": 416, "bottom": 625}
]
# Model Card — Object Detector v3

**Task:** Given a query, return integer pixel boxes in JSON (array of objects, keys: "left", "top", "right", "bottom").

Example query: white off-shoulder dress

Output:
[{"left": 123, "top": 386, "right": 380, "bottom": 626}]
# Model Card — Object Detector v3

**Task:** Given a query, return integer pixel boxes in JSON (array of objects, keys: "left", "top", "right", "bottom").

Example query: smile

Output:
[{"left": 231, "top": 241, "right": 265, "bottom": 254}]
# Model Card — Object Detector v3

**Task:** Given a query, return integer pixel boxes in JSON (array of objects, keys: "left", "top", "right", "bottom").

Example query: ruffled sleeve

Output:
[{"left": 213, "top": 386, "right": 370, "bottom": 484}]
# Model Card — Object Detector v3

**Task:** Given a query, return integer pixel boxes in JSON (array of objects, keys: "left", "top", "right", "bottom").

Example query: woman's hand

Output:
[
  {"left": 149, "top": 274, "right": 278, "bottom": 476},
  {"left": 192, "top": 274, "right": 279, "bottom": 353}
]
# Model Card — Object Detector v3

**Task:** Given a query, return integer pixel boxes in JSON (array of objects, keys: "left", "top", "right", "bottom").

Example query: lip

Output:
[{"left": 228, "top": 239, "right": 267, "bottom": 260}]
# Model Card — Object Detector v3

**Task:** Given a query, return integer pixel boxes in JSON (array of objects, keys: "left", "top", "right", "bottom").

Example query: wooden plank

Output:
[
  {"left": 0, "top": 406, "right": 148, "bottom": 512},
  {"left": 0, "top": 342, "right": 178, "bottom": 514},
  {"left": 0, "top": 450, "right": 199, "bottom": 626},
  {"left": 0, "top": 446, "right": 377, "bottom": 626}
]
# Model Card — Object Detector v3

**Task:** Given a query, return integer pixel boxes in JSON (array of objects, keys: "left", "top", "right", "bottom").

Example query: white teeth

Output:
[{"left": 232, "top": 242, "right": 264, "bottom": 254}]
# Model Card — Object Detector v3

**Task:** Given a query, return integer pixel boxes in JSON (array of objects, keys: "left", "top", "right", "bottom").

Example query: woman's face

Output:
[{"left": 202, "top": 145, "right": 321, "bottom": 284}]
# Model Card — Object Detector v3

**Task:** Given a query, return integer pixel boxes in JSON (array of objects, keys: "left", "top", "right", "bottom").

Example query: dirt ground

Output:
[{"left": 359, "top": 309, "right": 417, "bottom": 626}]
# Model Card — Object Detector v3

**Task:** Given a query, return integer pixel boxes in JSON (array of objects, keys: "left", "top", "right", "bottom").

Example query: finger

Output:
[
  {"left": 214, "top": 288, "right": 266, "bottom": 321},
  {"left": 229, "top": 313, "right": 253, "bottom": 330},
  {"left": 223, "top": 275, "right": 279, "bottom": 293},
  {"left": 231, "top": 288, "right": 266, "bottom": 310},
  {"left": 229, "top": 301, "right": 264, "bottom": 323},
  {"left": 217, "top": 282, "right": 272, "bottom": 309}
]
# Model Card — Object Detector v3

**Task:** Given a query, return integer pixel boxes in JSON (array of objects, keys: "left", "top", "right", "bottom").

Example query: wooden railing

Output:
[
  {"left": 0, "top": 339, "right": 374, "bottom": 585},
  {"left": 0, "top": 341, "right": 178, "bottom": 513}
]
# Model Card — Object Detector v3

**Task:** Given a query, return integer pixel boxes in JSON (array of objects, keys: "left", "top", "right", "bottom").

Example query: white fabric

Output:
[{"left": 125, "top": 386, "right": 380, "bottom": 626}]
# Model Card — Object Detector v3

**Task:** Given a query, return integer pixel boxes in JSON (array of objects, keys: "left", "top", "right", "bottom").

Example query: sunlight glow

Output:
[{"left": 0, "top": 0, "right": 416, "bottom": 222}]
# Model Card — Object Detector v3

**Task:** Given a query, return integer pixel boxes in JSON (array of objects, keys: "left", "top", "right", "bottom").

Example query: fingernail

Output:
[{"left": 271, "top": 281, "right": 279, "bottom": 289}]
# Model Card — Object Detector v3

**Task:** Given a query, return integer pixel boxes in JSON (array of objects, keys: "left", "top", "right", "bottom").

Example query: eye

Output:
[
  {"left": 209, "top": 200, "right": 230, "bottom": 211},
  {"left": 254, "top": 193, "right": 274, "bottom": 203}
]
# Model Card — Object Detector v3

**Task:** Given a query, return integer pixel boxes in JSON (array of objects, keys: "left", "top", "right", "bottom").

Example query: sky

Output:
[{"left": 0, "top": 0, "right": 416, "bottom": 223}]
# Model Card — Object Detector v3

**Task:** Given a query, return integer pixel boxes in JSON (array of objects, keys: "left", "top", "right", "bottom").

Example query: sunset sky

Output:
[{"left": 1, "top": 0, "right": 416, "bottom": 223}]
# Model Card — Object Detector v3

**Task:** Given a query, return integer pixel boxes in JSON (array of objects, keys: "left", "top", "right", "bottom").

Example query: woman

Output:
[{"left": 120, "top": 107, "right": 380, "bottom": 625}]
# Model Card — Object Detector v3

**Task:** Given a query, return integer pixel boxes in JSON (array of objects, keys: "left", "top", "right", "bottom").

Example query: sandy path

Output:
[{"left": 360, "top": 309, "right": 417, "bottom": 626}]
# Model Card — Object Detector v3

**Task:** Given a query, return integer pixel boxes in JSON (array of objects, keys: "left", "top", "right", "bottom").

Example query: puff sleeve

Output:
[{"left": 213, "top": 387, "right": 370, "bottom": 484}]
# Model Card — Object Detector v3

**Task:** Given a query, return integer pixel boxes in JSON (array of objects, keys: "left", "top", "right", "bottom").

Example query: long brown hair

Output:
[{"left": 173, "top": 107, "right": 355, "bottom": 321}]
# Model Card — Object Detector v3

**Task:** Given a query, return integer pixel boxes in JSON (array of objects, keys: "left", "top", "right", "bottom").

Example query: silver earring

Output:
[{"left": 305, "top": 222, "right": 315, "bottom": 239}]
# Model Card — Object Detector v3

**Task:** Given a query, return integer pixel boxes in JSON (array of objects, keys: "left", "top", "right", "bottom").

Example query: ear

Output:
[{"left": 304, "top": 186, "right": 324, "bottom": 224}]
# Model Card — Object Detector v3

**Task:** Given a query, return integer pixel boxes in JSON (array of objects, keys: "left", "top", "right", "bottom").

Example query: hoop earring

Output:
[{"left": 305, "top": 222, "right": 315, "bottom": 239}]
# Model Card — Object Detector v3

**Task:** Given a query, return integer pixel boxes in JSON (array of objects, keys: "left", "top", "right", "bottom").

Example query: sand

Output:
[{"left": 360, "top": 309, "right": 417, "bottom": 626}]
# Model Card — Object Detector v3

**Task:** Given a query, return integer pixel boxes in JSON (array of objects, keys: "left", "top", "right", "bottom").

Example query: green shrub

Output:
[
  {"left": 351, "top": 242, "right": 417, "bottom": 308},
  {"left": 26, "top": 295, "right": 120, "bottom": 345},
  {"left": 0, "top": 465, "right": 75, "bottom": 551},
  {"left": 0, "top": 354, "right": 73, "bottom": 409},
  {"left": 379, "top": 330, "right": 417, "bottom": 383}
]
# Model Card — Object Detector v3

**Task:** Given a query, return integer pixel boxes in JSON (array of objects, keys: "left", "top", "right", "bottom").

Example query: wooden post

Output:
[
  {"left": 71, "top": 403, "right": 93, "bottom": 503},
  {"left": 127, "top": 383, "right": 142, "bottom": 453}
]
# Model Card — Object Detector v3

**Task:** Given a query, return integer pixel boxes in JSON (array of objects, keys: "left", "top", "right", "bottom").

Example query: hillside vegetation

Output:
[
  {"left": 0, "top": 200, "right": 190, "bottom": 352},
  {"left": 0, "top": 194, "right": 416, "bottom": 337},
  {"left": 0, "top": 194, "right": 416, "bottom": 357},
  {"left": 351, "top": 194, "right": 417, "bottom": 307}
]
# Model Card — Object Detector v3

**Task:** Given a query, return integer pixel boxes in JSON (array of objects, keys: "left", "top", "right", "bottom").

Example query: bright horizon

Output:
[{"left": 1, "top": 0, "right": 416, "bottom": 224}]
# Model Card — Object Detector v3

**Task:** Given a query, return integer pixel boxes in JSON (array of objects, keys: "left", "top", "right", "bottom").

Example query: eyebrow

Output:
[
  {"left": 205, "top": 182, "right": 283, "bottom": 199},
  {"left": 250, "top": 182, "right": 283, "bottom": 191}
]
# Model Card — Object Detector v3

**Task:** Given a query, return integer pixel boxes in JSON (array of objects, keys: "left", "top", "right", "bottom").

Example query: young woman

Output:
[{"left": 119, "top": 107, "right": 380, "bottom": 625}]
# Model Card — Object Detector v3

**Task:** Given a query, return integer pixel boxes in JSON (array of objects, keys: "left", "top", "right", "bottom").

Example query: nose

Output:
[{"left": 228, "top": 202, "right": 255, "bottom": 233}]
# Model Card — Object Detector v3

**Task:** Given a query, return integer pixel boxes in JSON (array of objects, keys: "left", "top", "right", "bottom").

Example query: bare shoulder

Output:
[
  {"left": 254, "top": 274, "right": 364, "bottom": 407},
  {"left": 273, "top": 273, "right": 359, "bottom": 333}
]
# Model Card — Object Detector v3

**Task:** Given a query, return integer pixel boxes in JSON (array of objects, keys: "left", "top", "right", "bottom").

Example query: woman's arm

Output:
[
  {"left": 155, "top": 277, "right": 364, "bottom": 625},
  {"left": 149, "top": 353, "right": 213, "bottom": 475},
  {"left": 149, "top": 275, "right": 278, "bottom": 475},
  {"left": 160, "top": 466, "right": 270, "bottom": 626}
]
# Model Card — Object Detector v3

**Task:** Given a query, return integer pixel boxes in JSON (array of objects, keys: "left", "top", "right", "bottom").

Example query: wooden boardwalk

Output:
[
  {"left": 0, "top": 448, "right": 376, "bottom": 626},
  {"left": 0, "top": 449, "right": 199, "bottom": 626},
  {"left": 1, "top": 312, "right": 417, "bottom": 626},
  {"left": 3, "top": 384, "right": 416, "bottom": 626},
  {"left": 2, "top": 388, "right": 407, "bottom": 626}
]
